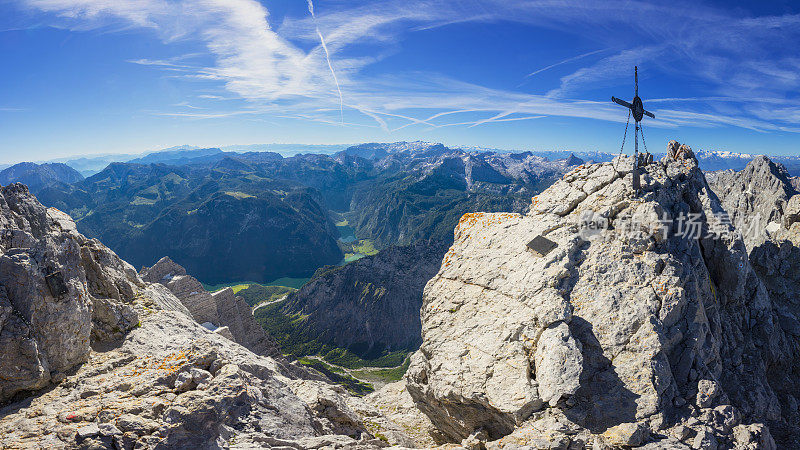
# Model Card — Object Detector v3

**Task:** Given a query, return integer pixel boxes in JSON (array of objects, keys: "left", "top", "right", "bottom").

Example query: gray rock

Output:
[
  {"left": 692, "top": 428, "right": 717, "bottom": 450},
  {"left": 173, "top": 371, "right": 194, "bottom": 393},
  {"left": 141, "top": 256, "right": 281, "bottom": 358},
  {"left": 696, "top": 380, "right": 720, "bottom": 408},
  {"left": 189, "top": 367, "right": 212, "bottom": 387},
  {"left": 0, "top": 184, "right": 142, "bottom": 403},
  {"left": 98, "top": 423, "right": 122, "bottom": 437},
  {"left": 405, "top": 145, "right": 800, "bottom": 445},
  {"left": 732, "top": 423, "right": 776, "bottom": 450},
  {"left": 783, "top": 194, "right": 800, "bottom": 229},
  {"left": 706, "top": 155, "right": 797, "bottom": 250},
  {"left": 534, "top": 322, "right": 583, "bottom": 406},
  {"left": 712, "top": 404, "right": 740, "bottom": 432},
  {"left": 602, "top": 422, "right": 648, "bottom": 447},
  {"left": 76, "top": 423, "right": 100, "bottom": 439}
]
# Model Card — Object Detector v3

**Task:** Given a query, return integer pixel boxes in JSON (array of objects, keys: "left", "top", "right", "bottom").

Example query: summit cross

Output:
[{"left": 612, "top": 66, "right": 655, "bottom": 193}]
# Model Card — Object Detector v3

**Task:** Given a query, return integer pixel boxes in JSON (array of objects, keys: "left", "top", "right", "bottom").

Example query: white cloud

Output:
[{"left": 17, "top": 0, "right": 800, "bottom": 135}]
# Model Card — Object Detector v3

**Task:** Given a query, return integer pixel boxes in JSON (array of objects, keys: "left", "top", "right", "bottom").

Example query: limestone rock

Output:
[
  {"left": 733, "top": 423, "right": 776, "bottom": 450},
  {"left": 363, "top": 381, "right": 445, "bottom": 448},
  {"left": 692, "top": 427, "right": 718, "bottom": 450},
  {"left": 0, "top": 184, "right": 415, "bottom": 449},
  {"left": 534, "top": 322, "right": 583, "bottom": 407},
  {"left": 696, "top": 379, "right": 720, "bottom": 408},
  {"left": 783, "top": 194, "right": 800, "bottom": 230},
  {"left": 0, "top": 308, "right": 404, "bottom": 448},
  {"left": 141, "top": 256, "right": 281, "bottom": 358},
  {"left": 602, "top": 421, "right": 648, "bottom": 447},
  {"left": 406, "top": 144, "right": 799, "bottom": 447},
  {"left": 0, "top": 184, "right": 142, "bottom": 403},
  {"left": 706, "top": 155, "right": 797, "bottom": 249}
]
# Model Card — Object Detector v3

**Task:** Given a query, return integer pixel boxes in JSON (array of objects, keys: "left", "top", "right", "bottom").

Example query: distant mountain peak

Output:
[{"left": 0, "top": 162, "right": 83, "bottom": 194}]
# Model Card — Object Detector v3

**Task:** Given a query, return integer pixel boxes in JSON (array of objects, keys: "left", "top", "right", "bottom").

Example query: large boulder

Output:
[
  {"left": 406, "top": 145, "right": 800, "bottom": 447},
  {"left": 0, "top": 184, "right": 142, "bottom": 403}
]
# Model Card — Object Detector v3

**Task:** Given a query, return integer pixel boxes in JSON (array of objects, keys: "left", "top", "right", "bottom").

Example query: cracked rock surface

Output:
[{"left": 404, "top": 145, "right": 798, "bottom": 448}]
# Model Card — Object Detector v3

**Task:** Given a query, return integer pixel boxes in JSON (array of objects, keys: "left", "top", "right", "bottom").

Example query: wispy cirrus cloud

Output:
[{"left": 16, "top": 0, "right": 800, "bottom": 136}]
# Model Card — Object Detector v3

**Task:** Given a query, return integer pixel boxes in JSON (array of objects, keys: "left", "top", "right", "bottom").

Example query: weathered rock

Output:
[
  {"left": 406, "top": 144, "right": 798, "bottom": 447},
  {"left": 0, "top": 184, "right": 141, "bottom": 403},
  {"left": 692, "top": 427, "right": 718, "bottom": 450},
  {"left": 0, "top": 306, "right": 409, "bottom": 448},
  {"left": 733, "top": 423, "right": 776, "bottom": 450},
  {"left": 534, "top": 322, "right": 583, "bottom": 407},
  {"left": 706, "top": 155, "right": 798, "bottom": 249},
  {"left": 602, "top": 421, "right": 649, "bottom": 447},
  {"left": 0, "top": 186, "right": 414, "bottom": 449},
  {"left": 782, "top": 194, "right": 800, "bottom": 230},
  {"left": 141, "top": 256, "right": 281, "bottom": 358},
  {"left": 696, "top": 379, "right": 720, "bottom": 408},
  {"left": 363, "top": 381, "right": 445, "bottom": 448}
]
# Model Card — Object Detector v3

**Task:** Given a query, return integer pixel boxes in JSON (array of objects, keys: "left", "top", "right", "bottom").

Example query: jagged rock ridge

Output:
[
  {"left": 404, "top": 144, "right": 796, "bottom": 448},
  {"left": 141, "top": 256, "right": 282, "bottom": 358},
  {"left": 707, "top": 155, "right": 798, "bottom": 249}
]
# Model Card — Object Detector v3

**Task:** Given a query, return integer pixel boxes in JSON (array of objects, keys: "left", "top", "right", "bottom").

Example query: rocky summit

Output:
[
  {"left": 707, "top": 155, "right": 799, "bottom": 250},
  {"left": 405, "top": 143, "right": 798, "bottom": 448}
]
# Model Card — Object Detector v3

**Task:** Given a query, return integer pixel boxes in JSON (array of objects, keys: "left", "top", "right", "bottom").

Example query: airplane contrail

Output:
[
  {"left": 307, "top": 0, "right": 344, "bottom": 124},
  {"left": 519, "top": 48, "right": 608, "bottom": 87}
]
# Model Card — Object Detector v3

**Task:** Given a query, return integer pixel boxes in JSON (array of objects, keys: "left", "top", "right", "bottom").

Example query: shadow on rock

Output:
[{"left": 564, "top": 316, "right": 639, "bottom": 433}]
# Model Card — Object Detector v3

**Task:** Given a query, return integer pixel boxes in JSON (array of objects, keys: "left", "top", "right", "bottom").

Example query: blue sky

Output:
[{"left": 2, "top": 0, "right": 800, "bottom": 162}]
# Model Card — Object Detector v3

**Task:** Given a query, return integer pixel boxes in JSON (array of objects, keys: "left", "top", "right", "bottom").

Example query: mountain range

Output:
[{"left": 1, "top": 142, "right": 584, "bottom": 286}]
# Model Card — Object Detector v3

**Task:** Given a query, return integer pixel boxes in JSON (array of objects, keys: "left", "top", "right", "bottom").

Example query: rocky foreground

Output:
[
  {"left": 0, "top": 184, "right": 426, "bottom": 449},
  {"left": 2, "top": 142, "right": 800, "bottom": 449}
]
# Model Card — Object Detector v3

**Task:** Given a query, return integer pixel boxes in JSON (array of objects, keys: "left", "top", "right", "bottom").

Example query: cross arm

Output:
[
  {"left": 611, "top": 96, "right": 632, "bottom": 109},
  {"left": 643, "top": 109, "right": 655, "bottom": 119}
]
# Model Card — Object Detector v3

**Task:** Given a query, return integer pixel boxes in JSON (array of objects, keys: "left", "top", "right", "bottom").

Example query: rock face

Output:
[
  {"left": 141, "top": 256, "right": 281, "bottom": 358},
  {"left": 405, "top": 144, "right": 799, "bottom": 448},
  {"left": 276, "top": 240, "right": 449, "bottom": 353},
  {"left": 0, "top": 183, "right": 141, "bottom": 403},
  {"left": 0, "top": 184, "right": 422, "bottom": 449},
  {"left": 706, "top": 155, "right": 798, "bottom": 249}
]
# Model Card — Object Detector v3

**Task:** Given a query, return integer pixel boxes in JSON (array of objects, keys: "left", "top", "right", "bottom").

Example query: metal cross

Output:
[{"left": 612, "top": 66, "right": 655, "bottom": 193}]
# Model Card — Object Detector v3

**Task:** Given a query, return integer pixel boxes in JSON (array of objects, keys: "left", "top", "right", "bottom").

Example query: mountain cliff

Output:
[
  {"left": 402, "top": 144, "right": 797, "bottom": 448},
  {"left": 258, "top": 240, "right": 449, "bottom": 357},
  {"left": 140, "top": 256, "right": 282, "bottom": 358},
  {"left": 707, "top": 155, "right": 798, "bottom": 250}
]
